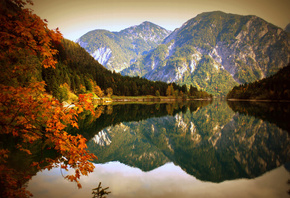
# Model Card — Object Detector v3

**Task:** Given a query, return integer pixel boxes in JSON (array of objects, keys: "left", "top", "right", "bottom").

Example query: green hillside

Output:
[
  {"left": 120, "top": 11, "right": 289, "bottom": 96},
  {"left": 77, "top": 21, "right": 171, "bottom": 72},
  {"left": 227, "top": 63, "right": 290, "bottom": 100},
  {"left": 43, "top": 39, "right": 211, "bottom": 100}
]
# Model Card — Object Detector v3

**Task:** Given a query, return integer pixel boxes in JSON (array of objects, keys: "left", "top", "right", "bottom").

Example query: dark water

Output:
[{"left": 28, "top": 100, "right": 290, "bottom": 198}]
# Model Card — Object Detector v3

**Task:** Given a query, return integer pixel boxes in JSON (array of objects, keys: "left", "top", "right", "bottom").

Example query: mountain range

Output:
[
  {"left": 86, "top": 101, "right": 290, "bottom": 182},
  {"left": 77, "top": 11, "right": 290, "bottom": 96},
  {"left": 76, "top": 21, "right": 171, "bottom": 72}
]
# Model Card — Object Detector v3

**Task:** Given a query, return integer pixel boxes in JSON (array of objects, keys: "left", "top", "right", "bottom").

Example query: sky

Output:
[
  {"left": 29, "top": 0, "right": 290, "bottom": 41},
  {"left": 28, "top": 162, "right": 289, "bottom": 198}
]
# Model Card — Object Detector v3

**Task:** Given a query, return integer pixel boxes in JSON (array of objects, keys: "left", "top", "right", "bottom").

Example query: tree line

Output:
[
  {"left": 43, "top": 38, "right": 211, "bottom": 101},
  {"left": 227, "top": 63, "right": 290, "bottom": 100}
]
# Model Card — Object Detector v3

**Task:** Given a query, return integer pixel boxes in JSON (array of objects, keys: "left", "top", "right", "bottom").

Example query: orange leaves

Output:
[
  {"left": 42, "top": 56, "right": 57, "bottom": 69},
  {"left": 0, "top": 80, "right": 98, "bottom": 193},
  {"left": 0, "top": 0, "right": 62, "bottom": 85},
  {"left": 78, "top": 136, "right": 87, "bottom": 150},
  {"left": 71, "top": 121, "right": 79, "bottom": 129},
  {"left": 64, "top": 174, "right": 82, "bottom": 188},
  {"left": 0, "top": 0, "right": 99, "bottom": 195},
  {"left": 77, "top": 93, "right": 95, "bottom": 116},
  {"left": 16, "top": 144, "right": 32, "bottom": 155},
  {"left": 0, "top": 83, "right": 45, "bottom": 138},
  {"left": 94, "top": 85, "right": 104, "bottom": 98},
  {"left": 42, "top": 105, "right": 97, "bottom": 187},
  {"left": 52, "top": 133, "right": 97, "bottom": 189},
  {"left": 0, "top": 149, "right": 9, "bottom": 164},
  {"left": 77, "top": 106, "right": 84, "bottom": 114}
]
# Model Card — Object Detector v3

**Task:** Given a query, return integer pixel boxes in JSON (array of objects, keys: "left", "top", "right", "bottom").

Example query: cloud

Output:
[{"left": 27, "top": 162, "right": 289, "bottom": 198}]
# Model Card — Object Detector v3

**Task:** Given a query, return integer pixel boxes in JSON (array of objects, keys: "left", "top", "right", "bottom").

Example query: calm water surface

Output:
[{"left": 27, "top": 100, "right": 290, "bottom": 198}]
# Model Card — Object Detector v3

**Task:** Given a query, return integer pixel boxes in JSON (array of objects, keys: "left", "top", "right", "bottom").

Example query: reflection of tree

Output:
[
  {"left": 86, "top": 101, "right": 211, "bottom": 171},
  {"left": 72, "top": 101, "right": 212, "bottom": 141},
  {"left": 161, "top": 102, "right": 289, "bottom": 182},
  {"left": 0, "top": 137, "right": 59, "bottom": 198},
  {"left": 87, "top": 101, "right": 289, "bottom": 183},
  {"left": 227, "top": 101, "right": 290, "bottom": 132},
  {"left": 106, "top": 105, "right": 113, "bottom": 115},
  {"left": 0, "top": 0, "right": 98, "bottom": 196}
]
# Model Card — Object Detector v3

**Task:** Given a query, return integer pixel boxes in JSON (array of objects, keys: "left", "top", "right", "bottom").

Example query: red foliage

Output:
[{"left": 0, "top": 1, "right": 97, "bottom": 197}]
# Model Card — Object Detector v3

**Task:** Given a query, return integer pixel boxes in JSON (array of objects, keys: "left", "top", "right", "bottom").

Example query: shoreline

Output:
[
  {"left": 227, "top": 98, "right": 290, "bottom": 102},
  {"left": 64, "top": 96, "right": 213, "bottom": 107},
  {"left": 111, "top": 96, "right": 212, "bottom": 103}
]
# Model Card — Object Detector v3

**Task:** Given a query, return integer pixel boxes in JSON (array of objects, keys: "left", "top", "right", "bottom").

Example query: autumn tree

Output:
[
  {"left": 94, "top": 84, "right": 104, "bottom": 98},
  {"left": 166, "top": 84, "right": 173, "bottom": 96},
  {"left": 174, "top": 90, "right": 179, "bottom": 98},
  {"left": 0, "top": 0, "right": 97, "bottom": 197}
]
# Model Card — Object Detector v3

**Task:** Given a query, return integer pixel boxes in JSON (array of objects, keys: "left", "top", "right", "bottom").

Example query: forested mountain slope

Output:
[
  {"left": 43, "top": 39, "right": 209, "bottom": 100},
  {"left": 77, "top": 11, "right": 289, "bottom": 96},
  {"left": 227, "top": 63, "right": 290, "bottom": 100},
  {"left": 123, "top": 11, "right": 289, "bottom": 95}
]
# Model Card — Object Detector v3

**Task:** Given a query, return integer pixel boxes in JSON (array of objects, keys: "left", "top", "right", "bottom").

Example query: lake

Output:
[{"left": 27, "top": 100, "right": 290, "bottom": 198}]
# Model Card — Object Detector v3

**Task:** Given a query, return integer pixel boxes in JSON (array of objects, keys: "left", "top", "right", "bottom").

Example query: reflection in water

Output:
[
  {"left": 26, "top": 100, "right": 290, "bottom": 197},
  {"left": 92, "top": 182, "right": 111, "bottom": 198},
  {"left": 68, "top": 101, "right": 211, "bottom": 141},
  {"left": 0, "top": 135, "right": 60, "bottom": 197},
  {"left": 87, "top": 100, "right": 289, "bottom": 182},
  {"left": 227, "top": 101, "right": 290, "bottom": 132},
  {"left": 28, "top": 161, "right": 290, "bottom": 198}
]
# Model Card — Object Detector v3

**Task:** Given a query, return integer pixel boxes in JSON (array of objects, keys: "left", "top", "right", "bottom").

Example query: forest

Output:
[
  {"left": 3, "top": 0, "right": 289, "bottom": 197},
  {"left": 43, "top": 38, "right": 212, "bottom": 102},
  {"left": 0, "top": 1, "right": 211, "bottom": 197},
  {"left": 227, "top": 63, "right": 290, "bottom": 100}
]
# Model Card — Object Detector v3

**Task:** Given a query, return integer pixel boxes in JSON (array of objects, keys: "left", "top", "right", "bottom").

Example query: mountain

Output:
[
  {"left": 227, "top": 63, "right": 290, "bottom": 100},
  {"left": 122, "top": 11, "right": 289, "bottom": 95},
  {"left": 43, "top": 39, "right": 199, "bottom": 99},
  {"left": 86, "top": 101, "right": 290, "bottom": 182},
  {"left": 76, "top": 21, "right": 171, "bottom": 72}
]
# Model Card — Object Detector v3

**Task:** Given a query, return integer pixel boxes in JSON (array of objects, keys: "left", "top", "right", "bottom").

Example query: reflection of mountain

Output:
[
  {"left": 85, "top": 101, "right": 211, "bottom": 171},
  {"left": 227, "top": 101, "right": 290, "bottom": 132},
  {"left": 92, "top": 131, "right": 112, "bottom": 146},
  {"left": 69, "top": 101, "right": 211, "bottom": 141},
  {"left": 87, "top": 101, "right": 290, "bottom": 182},
  {"left": 88, "top": 122, "right": 170, "bottom": 171}
]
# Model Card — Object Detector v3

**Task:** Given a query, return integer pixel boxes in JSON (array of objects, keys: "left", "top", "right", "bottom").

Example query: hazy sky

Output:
[
  {"left": 29, "top": 0, "right": 290, "bottom": 41},
  {"left": 28, "top": 162, "right": 289, "bottom": 198}
]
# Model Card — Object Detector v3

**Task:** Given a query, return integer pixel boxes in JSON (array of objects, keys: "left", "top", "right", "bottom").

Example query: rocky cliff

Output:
[
  {"left": 77, "top": 11, "right": 289, "bottom": 95},
  {"left": 86, "top": 101, "right": 290, "bottom": 182},
  {"left": 76, "top": 22, "right": 171, "bottom": 72},
  {"left": 123, "top": 12, "right": 290, "bottom": 95}
]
